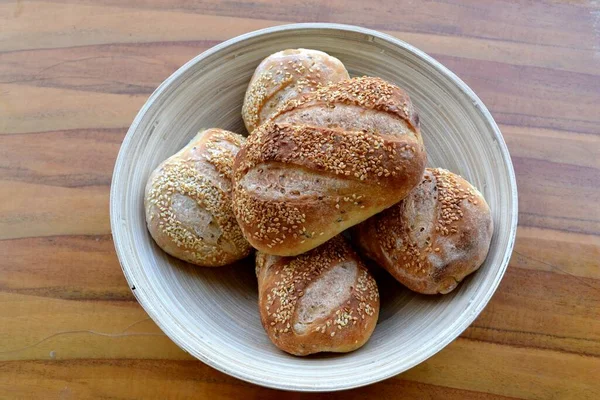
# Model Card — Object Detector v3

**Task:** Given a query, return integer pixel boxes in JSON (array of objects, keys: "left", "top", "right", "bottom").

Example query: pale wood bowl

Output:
[{"left": 110, "top": 23, "right": 517, "bottom": 391}]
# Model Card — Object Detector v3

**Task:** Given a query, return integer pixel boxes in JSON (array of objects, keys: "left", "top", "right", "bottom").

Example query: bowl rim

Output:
[{"left": 110, "top": 22, "right": 518, "bottom": 392}]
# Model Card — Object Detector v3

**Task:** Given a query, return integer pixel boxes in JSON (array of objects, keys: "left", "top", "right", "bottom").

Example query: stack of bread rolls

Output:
[{"left": 144, "top": 48, "right": 493, "bottom": 356}]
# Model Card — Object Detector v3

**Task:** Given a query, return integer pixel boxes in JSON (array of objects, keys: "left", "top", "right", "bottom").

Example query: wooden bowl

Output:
[{"left": 110, "top": 23, "right": 517, "bottom": 391}]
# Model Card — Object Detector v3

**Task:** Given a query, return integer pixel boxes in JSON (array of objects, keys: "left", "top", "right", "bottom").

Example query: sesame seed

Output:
[
  {"left": 146, "top": 129, "right": 250, "bottom": 265},
  {"left": 256, "top": 237, "right": 379, "bottom": 339},
  {"left": 238, "top": 76, "right": 423, "bottom": 250}
]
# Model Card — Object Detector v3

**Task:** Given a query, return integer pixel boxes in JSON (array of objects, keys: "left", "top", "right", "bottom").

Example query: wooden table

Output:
[{"left": 1, "top": 1, "right": 599, "bottom": 398}]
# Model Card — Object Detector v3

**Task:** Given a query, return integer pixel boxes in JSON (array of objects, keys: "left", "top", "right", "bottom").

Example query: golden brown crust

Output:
[
  {"left": 144, "top": 129, "right": 253, "bottom": 267},
  {"left": 256, "top": 236, "right": 379, "bottom": 356},
  {"left": 352, "top": 168, "right": 494, "bottom": 294},
  {"left": 232, "top": 77, "right": 426, "bottom": 256},
  {"left": 242, "top": 49, "right": 349, "bottom": 134},
  {"left": 235, "top": 123, "right": 422, "bottom": 185},
  {"left": 271, "top": 76, "right": 420, "bottom": 136}
]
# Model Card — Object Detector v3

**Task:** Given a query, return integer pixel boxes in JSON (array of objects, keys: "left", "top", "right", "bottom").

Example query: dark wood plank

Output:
[
  {"left": 32, "top": 0, "right": 600, "bottom": 51},
  {"left": 1, "top": 356, "right": 594, "bottom": 399}
]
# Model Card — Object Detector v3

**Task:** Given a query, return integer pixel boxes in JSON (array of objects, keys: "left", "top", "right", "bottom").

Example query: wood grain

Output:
[{"left": 1, "top": 0, "right": 599, "bottom": 398}]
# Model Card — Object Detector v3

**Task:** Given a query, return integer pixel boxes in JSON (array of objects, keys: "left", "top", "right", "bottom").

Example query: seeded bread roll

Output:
[
  {"left": 256, "top": 236, "right": 379, "bottom": 356},
  {"left": 232, "top": 77, "right": 426, "bottom": 256},
  {"left": 352, "top": 168, "right": 493, "bottom": 294},
  {"left": 145, "top": 128, "right": 252, "bottom": 267},
  {"left": 242, "top": 48, "right": 349, "bottom": 134}
]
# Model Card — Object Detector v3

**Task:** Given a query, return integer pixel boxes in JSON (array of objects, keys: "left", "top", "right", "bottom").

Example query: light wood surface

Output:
[{"left": 1, "top": 0, "right": 599, "bottom": 398}]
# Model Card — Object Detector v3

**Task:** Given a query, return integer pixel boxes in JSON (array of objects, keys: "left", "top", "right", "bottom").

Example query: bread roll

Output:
[
  {"left": 352, "top": 168, "right": 493, "bottom": 294},
  {"left": 242, "top": 48, "right": 349, "bottom": 134},
  {"left": 256, "top": 236, "right": 379, "bottom": 356},
  {"left": 145, "top": 128, "right": 252, "bottom": 267},
  {"left": 232, "top": 77, "right": 426, "bottom": 256}
]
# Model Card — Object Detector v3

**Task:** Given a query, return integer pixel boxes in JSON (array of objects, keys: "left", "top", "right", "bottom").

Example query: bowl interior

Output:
[{"left": 110, "top": 24, "right": 517, "bottom": 391}]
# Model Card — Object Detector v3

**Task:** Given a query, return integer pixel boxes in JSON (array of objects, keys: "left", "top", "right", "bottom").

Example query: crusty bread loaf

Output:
[
  {"left": 232, "top": 77, "right": 426, "bottom": 256},
  {"left": 256, "top": 236, "right": 379, "bottom": 356},
  {"left": 242, "top": 48, "right": 349, "bottom": 134},
  {"left": 352, "top": 168, "right": 493, "bottom": 294},
  {"left": 145, "top": 128, "right": 252, "bottom": 267}
]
